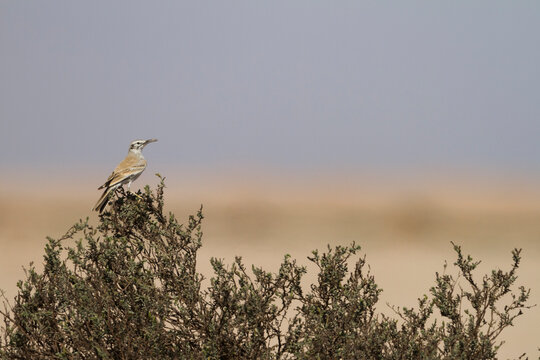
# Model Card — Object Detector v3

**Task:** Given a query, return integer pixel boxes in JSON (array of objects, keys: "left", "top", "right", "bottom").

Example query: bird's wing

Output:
[
  {"left": 98, "top": 156, "right": 147, "bottom": 189},
  {"left": 92, "top": 185, "right": 115, "bottom": 212}
]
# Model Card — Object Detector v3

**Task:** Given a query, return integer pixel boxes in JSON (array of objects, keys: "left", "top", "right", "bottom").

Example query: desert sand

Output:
[{"left": 1, "top": 171, "right": 539, "bottom": 357}]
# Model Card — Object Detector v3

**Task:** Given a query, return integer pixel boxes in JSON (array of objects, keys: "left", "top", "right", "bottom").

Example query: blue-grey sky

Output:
[{"left": 1, "top": 1, "right": 539, "bottom": 175}]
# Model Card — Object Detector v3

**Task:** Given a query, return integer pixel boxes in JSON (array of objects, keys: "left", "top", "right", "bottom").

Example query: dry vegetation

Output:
[{"left": 0, "top": 172, "right": 539, "bottom": 358}]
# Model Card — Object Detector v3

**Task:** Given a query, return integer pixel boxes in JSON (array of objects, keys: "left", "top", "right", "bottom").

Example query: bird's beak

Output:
[{"left": 144, "top": 138, "right": 158, "bottom": 145}]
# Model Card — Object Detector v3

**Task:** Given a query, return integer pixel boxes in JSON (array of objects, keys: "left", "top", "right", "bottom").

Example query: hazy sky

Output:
[{"left": 1, "top": 2, "right": 540, "bottom": 175}]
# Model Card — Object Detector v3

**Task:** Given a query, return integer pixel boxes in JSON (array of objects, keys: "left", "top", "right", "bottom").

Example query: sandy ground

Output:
[{"left": 1, "top": 172, "right": 539, "bottom": 358}]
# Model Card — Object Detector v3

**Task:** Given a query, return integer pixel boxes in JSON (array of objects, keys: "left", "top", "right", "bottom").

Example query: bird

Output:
[{"left": 92, "top": 138, "right": 158, "bottom": 213}]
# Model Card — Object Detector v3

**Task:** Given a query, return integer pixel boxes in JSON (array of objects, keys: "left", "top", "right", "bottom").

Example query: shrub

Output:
[{"left": 0, "top": 177, "right": 534, "bottom": 359}]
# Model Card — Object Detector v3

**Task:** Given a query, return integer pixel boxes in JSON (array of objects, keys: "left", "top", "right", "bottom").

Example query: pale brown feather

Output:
[
  {"left": 93, "top": 153, "right": 148, "bottom": 212},
  {"left": 92, "top": 186, "right": 115, "bottom": 213},
  {"left": 98, "top": 154, "right": 147, "bottom": 189}
]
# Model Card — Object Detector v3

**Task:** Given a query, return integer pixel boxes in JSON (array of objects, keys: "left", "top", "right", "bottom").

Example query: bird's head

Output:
[{"left": 129, "top": 138, "right": 158, "bottom": 151}]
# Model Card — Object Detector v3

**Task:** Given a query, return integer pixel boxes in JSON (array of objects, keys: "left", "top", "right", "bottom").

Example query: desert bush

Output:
[{"left": 0, "top": 177, "right": 534, "bottom": 359}]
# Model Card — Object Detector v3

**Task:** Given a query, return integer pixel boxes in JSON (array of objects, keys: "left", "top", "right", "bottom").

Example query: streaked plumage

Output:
[{"left": 93, "top": 139, "right": 157, "bottom": 213}]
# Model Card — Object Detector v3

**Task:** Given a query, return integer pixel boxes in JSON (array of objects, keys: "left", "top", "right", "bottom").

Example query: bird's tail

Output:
[{"left": 92, "top": 187, "right": 114, "bottom": 213}]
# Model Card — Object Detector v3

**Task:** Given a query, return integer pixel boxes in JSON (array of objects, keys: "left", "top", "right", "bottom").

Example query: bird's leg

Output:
[
  {"left": 127, "top": 180, "right": 144, "bottom": 200},
  {"left": 117, "top": 185, "right": 126, "bottom": 196}
]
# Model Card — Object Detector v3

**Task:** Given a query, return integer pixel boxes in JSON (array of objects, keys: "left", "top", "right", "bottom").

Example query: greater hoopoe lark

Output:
[{"left": 92, "top": 139, "right": 158, "bottom": 213}]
